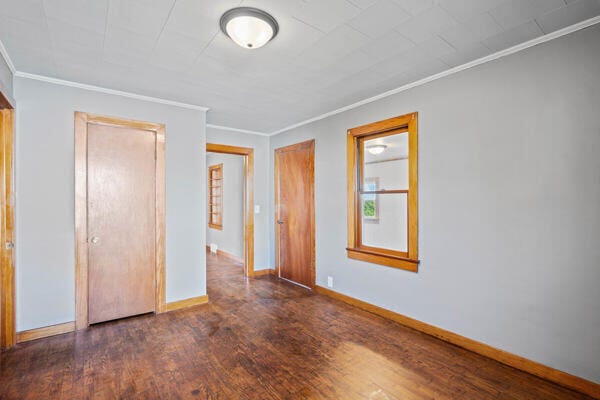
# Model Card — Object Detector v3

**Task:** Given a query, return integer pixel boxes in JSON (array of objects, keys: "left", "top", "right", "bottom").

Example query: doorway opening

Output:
[{"left": 206, "top": 144, "right": 254, "bottom": 278}]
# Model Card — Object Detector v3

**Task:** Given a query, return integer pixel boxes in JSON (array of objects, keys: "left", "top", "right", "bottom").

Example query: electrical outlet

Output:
[{"left": 327, "top": 276, "right": 333, "bottom": 288}]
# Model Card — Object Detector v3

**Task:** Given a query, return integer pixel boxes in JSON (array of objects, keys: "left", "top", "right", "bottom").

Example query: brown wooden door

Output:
[
  {"left": 275, "top": 140, "right": 315, "bottom": 288},
  {"left": 87, "top": 123, "right": 156, "bottom": 324}
]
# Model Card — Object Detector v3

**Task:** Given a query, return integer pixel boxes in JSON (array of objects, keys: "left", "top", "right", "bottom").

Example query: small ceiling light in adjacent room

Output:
[
  {"left": 220, "top": 7, "right": 279, "bottom": 50},
  {"left": 367, "top": 144, "right": 387, "bottom": 155}
]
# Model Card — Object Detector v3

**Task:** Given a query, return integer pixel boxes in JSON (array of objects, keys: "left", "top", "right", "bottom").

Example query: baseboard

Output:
[
  {"left": 314, "top": 286, "right": 600, "bottom": 399},
  {"left": 166, "top": 295, "right": 209, "bottom": 312},
  {"left": 16, "top": 297, "right": 210, "bottom": 342},
  {"left": 252, "top": 269, "right": 275, "bottom": 277},
  {"left": 16, "top": 321, "right": 75, "bottom": 343},
  {"left": 205, "top": 245, "right": 244, "bottom": 264}
]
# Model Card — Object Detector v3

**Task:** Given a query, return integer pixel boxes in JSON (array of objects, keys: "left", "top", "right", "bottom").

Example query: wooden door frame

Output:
[
  {"left": 274, "top": 139, "right": 316, "bottom": 288},
  {"left": 0, "top": 89, "right": 15, "bottom": 348},
  {"left": 205, "top": 143, "right": 254, "bottom": 277},
  {"left": 74, "top": 112, "right": 166, "bottom": 331}
]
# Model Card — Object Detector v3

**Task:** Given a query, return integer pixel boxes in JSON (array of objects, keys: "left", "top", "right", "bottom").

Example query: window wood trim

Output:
[
  {"left": 208, "top": 163, "right": 223, "bottom": 230},
  {"left": 347, "top": 112, "right": 419, "bottom": 272}
]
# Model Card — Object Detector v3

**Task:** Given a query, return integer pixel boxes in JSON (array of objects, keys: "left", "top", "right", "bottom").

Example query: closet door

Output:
[{"left": 87, "top": 123, "right": 156, "bottom": 324}]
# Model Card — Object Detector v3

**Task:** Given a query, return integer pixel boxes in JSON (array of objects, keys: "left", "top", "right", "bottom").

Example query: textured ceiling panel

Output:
[{"left": 0, "top": 0, "right": 599, "bottom": 132}]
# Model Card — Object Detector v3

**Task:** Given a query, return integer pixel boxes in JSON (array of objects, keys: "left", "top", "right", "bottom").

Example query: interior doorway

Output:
[
  {"left": 0, "top": 90, "right": 15, "bottom": 348},
  {"left": 274, "top": 139, "right": 315, "bottom": 288},
  {"left": 205, "top": 144, "right": 254, "bottom": 277},
  {"left": 74, "top": 112, "right": 166, "bottom": 330}
]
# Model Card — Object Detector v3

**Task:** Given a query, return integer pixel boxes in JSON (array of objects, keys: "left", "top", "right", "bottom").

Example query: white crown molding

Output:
[
  {"left": 270, "top": 15, "right": 600, "bottom": 136},
  {"left": 206, "top": 123, "right": 269, "bottom": 137},
  {"left": 0, "top": 38, "right": 16, "bottom": 74},
  {"left": 14, "top": 71, "right": 210, "bottom": 111}
]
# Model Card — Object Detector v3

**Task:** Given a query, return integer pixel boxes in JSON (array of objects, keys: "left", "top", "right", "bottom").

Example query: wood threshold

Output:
[
  {"left": 315, "top": 286, "right": 600, "bottom": 399},
  {"left": 166, "top": 295, "right": 209, "bottom": 312},
  {"left": 16, "top": 322, "right": 76, "bottom": 344}
]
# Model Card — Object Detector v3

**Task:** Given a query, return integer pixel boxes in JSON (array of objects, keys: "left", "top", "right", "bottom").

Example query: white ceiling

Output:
[{"left": 1, "top": 0, "right": 599, "bottom": 133}]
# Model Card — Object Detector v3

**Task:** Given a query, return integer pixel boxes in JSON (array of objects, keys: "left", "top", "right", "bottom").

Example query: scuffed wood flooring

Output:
[{"left": 0, "top": 252, "right": 592, "bottom": 399}]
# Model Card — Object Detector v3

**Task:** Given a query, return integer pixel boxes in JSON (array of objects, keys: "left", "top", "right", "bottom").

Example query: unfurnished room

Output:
[{"left": 0, "top": 0, "right": 599, "bottom": 399}]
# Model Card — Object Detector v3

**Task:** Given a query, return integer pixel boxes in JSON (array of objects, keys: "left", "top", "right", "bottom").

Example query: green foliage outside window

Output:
[{"left": 363, "top": 200, "right": 376, "bottom": 217}]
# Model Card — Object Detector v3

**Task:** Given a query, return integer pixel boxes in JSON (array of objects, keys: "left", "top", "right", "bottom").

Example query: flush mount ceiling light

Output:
[
  {"left": 367, "top": 144, "right": 387, "bottom": 155},
  {"left": 220, "top": 7, "right": 279, "bottom": 50}
]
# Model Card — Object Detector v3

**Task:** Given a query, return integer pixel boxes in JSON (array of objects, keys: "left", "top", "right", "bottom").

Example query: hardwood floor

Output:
[{"left": 0, "top": 252, "right": 593, "bottom": 399}]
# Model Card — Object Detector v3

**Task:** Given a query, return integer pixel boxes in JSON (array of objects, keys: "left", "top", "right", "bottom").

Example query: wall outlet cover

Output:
[{"left": 327, "top": 276, "right": 333, "bottom": 288}]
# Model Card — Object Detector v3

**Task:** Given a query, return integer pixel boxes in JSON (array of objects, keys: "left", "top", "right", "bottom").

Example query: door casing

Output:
[
  {"left": 206, "top": 143, "right": 254, "bottom": 277},
  {"left": 74, "top": 112, "right": 166, "bottom": 330},
  {"left": 0, "top": 90, "right": 15, "bottom": 348}
]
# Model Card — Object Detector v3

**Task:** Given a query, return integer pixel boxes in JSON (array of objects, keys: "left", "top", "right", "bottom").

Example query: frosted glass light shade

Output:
[
  {"left": 220, "top": 8, "right": 279, "bottom": 50},
  {"left": 226, "top": 16, "right": 273, "bottom": 49}
]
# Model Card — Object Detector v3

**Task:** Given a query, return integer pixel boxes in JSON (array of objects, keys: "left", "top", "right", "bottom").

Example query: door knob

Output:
[
  {"left": 277, "top": 220, "right": 284, "bottom": 224},
  {"left": 90, "top": 237, "right": 100, "bottom": 244}
]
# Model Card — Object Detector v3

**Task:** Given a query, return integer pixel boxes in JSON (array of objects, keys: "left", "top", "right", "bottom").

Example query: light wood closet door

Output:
[{"left": 87, "top": 124, "right": 156, "bottom": 324}]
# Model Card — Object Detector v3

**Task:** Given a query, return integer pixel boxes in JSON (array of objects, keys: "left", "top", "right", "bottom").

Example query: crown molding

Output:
[
  {"left": 14, "top": 71, "right": 210, "bottom": 111},
  {"left": 0, "top": 38, "right": 16, "bottom": 74},
  {"left": 270, "top": 15, "right": 600, "bottom": 136},
  {"left": 206, "top": 123, "right": 269, "bottom": 137}
]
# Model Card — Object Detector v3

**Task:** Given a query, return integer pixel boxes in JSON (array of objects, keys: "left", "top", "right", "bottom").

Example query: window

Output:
[
  {"left": 347, "top": 112, "right": 419, "bottom": 272},
  {"left": 208, "top": 163, "right": 223, "bottom": 230}
]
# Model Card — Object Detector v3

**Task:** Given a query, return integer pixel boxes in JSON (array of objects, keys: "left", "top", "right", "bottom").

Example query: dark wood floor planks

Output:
[{"left": 0, "top": 252, "right": 593, "bottom": 399}]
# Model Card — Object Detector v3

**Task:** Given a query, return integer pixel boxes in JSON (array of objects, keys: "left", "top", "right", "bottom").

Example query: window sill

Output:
[{"left": 346, "top": 248, "right": 419, "bottom": 272}]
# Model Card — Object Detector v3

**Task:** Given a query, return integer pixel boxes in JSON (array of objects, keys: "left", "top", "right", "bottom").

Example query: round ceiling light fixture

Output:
[
  {"left": 367, "top": 144, "right": 387, "bottom": 155},
  {"left": 220, "top": 7, "right": 279, "bottom": 50}
]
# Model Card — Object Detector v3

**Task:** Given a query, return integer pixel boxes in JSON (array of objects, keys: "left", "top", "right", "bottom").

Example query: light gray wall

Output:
[
  {"left": 269, "top": 25, "right": 600, "bottom": 383},
  {"left": 15, "top": 77, "right": 207, "bottom": 331},
  {"left": 0, "top": 50, "right": 13, "bottom": 100},
  {"left": 206, "top": 152, "right": 244, "bottom": 259},
  {"left": 206, "top": 127, "right": 271, "bottom": 270}
]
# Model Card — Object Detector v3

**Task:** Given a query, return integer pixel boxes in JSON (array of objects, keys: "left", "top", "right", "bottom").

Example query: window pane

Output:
[
  {"left": 361, "top": 193, "right": 407, "bottom": 252},
  {"left": 362, "top": 132, "right": 408, "bottom": 191}
]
